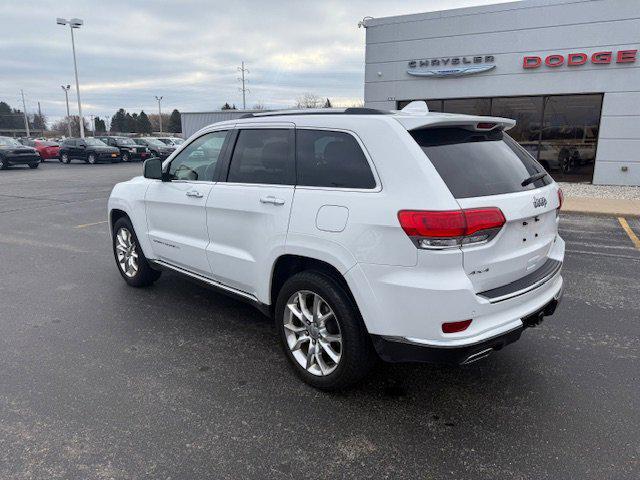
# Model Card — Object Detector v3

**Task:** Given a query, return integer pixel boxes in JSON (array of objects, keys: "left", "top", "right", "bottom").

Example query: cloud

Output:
[{"left": 0, "top": 0, "right": 513, "bottom": 122}]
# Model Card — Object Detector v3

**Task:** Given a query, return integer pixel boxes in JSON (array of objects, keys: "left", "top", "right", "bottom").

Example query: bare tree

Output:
[
  {"left": 252, "top": 103, "right": 266, "bottom": 110},
  {"left": 148, "top": 113, "right": 170, "bottom": 132},
  {"left": 295, "top": 93, "right": 323, "bottom": 109},
  {"left": 51, "top": 116, "right": 89, "bottom": 137}
]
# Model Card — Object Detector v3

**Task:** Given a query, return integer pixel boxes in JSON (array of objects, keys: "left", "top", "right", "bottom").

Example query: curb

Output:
[{"left": 561, "top": 197, "right": 640, "bottom": 217}]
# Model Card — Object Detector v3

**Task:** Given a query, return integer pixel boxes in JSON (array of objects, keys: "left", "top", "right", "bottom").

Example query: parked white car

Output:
[{"left": 108, "top": 102, "right": 565, "bottom": 390}]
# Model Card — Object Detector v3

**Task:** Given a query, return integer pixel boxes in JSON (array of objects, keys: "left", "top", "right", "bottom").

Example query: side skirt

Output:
[{"left": 148, "top": 259, "right": 272, "bottom": 318}]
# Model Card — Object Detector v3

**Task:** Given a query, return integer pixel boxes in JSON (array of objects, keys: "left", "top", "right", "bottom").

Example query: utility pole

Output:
[
  {"left": 155, "top": 96, "right": 163, "bottom": 133},
  {"left": 37, "top": 101, "right": 42, "bottom": 135},
  {"left": 20, "top": 89, "right": 30, "bottom": 137},
  {"left": 57, "top": 17, "right": 85, "bottom": 138},
  {"left": 237, "top": 61, "right": 249, "bottom": 110},
  {"left": 61, "top": 85, "right": 72, "bottom": 137}
]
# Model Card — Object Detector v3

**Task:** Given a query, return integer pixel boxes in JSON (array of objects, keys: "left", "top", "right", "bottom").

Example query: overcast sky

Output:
[{"left": 0, "top": 0, "right": 513, "bottom": 123}]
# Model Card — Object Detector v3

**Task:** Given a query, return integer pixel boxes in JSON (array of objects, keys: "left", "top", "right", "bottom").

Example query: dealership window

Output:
[
  {"left": 443, "top": 98, "right": 491, "bottom": 116},
  {"left": 491, "top": 96, "right": 544, "bottom": 159},
  {"left": 397, "top": 93, "right": 603, "bottom": 182}
]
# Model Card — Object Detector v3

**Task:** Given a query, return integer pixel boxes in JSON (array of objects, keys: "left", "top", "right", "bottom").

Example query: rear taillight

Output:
[{"left": 398, "top": 208, "right": 505, "bottom": 249}]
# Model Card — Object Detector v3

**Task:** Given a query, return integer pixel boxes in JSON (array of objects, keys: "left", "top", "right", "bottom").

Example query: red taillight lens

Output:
[
  {"left": 476, "top": 122, "right": 497, "bottom": 130},
  {"left": 397, "top": 210, "right": 465, "bottom": 238},
  {"left": 463, "top": 208, "right": 506, "bottom": 235},
  {"left": 557, "top": 188, "right": 564, "bottom": 210},
  {"left": 398, "top": 208, "right": 505, "bottom": 248},
  {"left": 442, "top": 319, "right": 472, "bottom": 333}
]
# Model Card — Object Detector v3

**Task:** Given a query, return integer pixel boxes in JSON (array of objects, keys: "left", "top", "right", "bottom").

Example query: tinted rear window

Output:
[
  {"left": 410, "top": 128, "right": 551, "bottom": 199},
  {"left": 296, "top": 130, "right": 376, "bottom": 189}
]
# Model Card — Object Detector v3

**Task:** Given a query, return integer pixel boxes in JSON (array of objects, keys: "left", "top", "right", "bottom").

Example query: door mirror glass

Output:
[{"left": 143, "top": 157, "right": 164, "bottom": 180}]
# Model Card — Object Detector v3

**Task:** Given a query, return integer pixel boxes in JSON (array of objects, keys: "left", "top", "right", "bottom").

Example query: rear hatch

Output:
[{"left": 409, "top": 123, "right": 560, "bottom": 293}]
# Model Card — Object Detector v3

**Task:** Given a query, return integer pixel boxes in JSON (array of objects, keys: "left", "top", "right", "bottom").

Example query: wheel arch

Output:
[{"left": 269, "top": 254, "right": 359, "bottom": 318}]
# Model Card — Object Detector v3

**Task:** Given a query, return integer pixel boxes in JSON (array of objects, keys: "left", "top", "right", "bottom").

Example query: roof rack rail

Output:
[{"left": 239, "top": 107, "right": 391, "bottom": 119}]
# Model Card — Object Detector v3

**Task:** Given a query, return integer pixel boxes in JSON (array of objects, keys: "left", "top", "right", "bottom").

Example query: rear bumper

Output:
[{"left": 371, "top": 289, "right": 562, "bottom": 365}]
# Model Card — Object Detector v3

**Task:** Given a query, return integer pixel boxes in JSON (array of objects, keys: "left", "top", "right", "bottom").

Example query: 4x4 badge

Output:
[{"left": 533, "top": 196, "right": 547, "bottom": 208}]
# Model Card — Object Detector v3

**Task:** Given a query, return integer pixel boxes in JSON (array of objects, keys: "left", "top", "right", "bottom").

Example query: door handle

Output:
[
  {"left": 186, "top": 190, "right": 203, "bottom": 198},
  {"left": 260, "top": 195, "right": 285, "bottom": 206}
]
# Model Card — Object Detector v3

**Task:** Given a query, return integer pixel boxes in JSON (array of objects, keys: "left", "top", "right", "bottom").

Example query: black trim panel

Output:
[{"left": 478, "top": 258, "right": 562, "bottom": 302}]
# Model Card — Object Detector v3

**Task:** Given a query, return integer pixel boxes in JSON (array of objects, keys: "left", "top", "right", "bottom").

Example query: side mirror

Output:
[{"left": 143, "top": 157, "right": 165, "bottom": 180}]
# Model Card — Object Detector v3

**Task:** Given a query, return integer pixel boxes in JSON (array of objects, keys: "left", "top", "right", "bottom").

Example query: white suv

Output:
[{"left": 108, "top": 102, "right": 564, "bottom": 390}]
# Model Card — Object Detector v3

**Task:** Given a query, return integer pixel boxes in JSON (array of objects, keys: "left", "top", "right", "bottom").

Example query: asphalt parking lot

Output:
[{"left": 1, "top": 161, "right": 639, "bottom": 480}]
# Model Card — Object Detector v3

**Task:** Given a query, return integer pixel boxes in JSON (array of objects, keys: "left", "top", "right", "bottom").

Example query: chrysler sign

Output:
[{"left": 407, "top": 55, "right": 495, "bottom": 77}]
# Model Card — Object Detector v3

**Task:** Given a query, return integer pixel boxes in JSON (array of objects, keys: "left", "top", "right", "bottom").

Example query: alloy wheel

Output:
[
  {"left": 283, "top": 290, "right": 342, "bottom": 376},
  {"left": 122, "top": 153, "right": 130, "bottom": 162},
  {"left": 88, "top": 154, "right": 96, "bottom": 164},
  {"left": 61, "top": 154, "right": 69, "bottom": 164},
  {"left": 115, "top": 227, "right": 139, "bottom": 278}
]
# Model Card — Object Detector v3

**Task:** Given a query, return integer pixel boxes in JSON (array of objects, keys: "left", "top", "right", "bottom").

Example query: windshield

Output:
[
  {"left": 411, "top": 128, "right": 551, "bottom": 199},
  {"left": 143, "top": 138, "right": 166, "bottom": 147},
  {"left": 85, "top": 138, "right": 107, "bottom": 146},
  {"left": 0, "top": 137, "right": 22, "bottom": 146},
  {"left": 116, "top": 138, "right": 136, "bottom": 145},
  {"left": 172, "top": 138, "right": 184, "bottom": 145}
]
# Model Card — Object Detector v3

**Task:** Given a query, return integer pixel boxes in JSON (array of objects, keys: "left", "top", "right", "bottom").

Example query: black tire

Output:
[
  {"left": 61, "top": 153, "right": 70, "bottom": 164},
  {"left": 275, "top": 271, "right": 375, "bottom": 390},
  {"left": 87, "top": 153, "right": 97, "bottom": 164},
  {"left": 0, "top": 157, "right": 7, "bottom": 170},
  {"left": 112, "top": 217, "right": 161, "bottom": 287},
  {"left": 29, "top": 163, "right": 39, "bottom": 169},
  {"left": 122, "top": 152, "right": 130, "bottom": 162}
]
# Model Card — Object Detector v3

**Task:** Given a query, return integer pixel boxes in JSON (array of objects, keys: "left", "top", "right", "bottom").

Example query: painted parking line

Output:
[
  {"left": 74, "top": 220, "right": 108, "bottom": 229},
  {"left": 617, "top": 217, "right": 640, "bottom": 250}
]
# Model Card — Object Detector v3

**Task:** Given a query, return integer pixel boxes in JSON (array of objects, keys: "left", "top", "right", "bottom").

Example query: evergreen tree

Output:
[
  {"left": 221, "top": 102, "right": 232, "bottom": 110},
  {"left": 167, "top": 109, "right": 181, "bottom": 133},
  {"left": 137, "top": 111, "right": 152, "bottom": 134},
  {"left": 0, "top": 101, "right": 13, "bottom": 128},
  {"left": 94, "top": 117, "right": 106, "bottom": 133},
  {"left": 323, "top": 98, "right": 332, "bottom": 108},
  {"left": 111, "top": 108, "right": 126, "bottom": 132},
  {"left": 32, "top": 113, "right": 47, "bottom": 131},
  {"left": 124, "top": 113, "right": 136, "bottom": 133}
]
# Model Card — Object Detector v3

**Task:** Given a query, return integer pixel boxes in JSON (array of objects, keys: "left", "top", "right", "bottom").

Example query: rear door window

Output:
[
  {"left": 227, "top": 129, "right": 294, "bottom": 185},
  {"left": 410, "top": 127, "right": 551, "bottom": 199},
  {"left": 296, "top": 130, "right": 376, "bottom": 189}
]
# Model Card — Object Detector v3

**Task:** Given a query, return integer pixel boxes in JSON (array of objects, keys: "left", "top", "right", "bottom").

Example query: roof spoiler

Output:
[{"left": 397, "top": 115, "right": 516, "bottom": 132}]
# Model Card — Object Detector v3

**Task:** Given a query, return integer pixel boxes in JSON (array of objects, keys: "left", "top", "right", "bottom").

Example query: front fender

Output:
[{"left": 107, "top": 177, "right": 153, "bottom": 257}]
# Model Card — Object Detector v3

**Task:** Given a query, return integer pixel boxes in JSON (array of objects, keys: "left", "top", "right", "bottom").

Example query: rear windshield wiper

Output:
[{"left": 521, "top": 171, "right": 548, "bottom": 187}]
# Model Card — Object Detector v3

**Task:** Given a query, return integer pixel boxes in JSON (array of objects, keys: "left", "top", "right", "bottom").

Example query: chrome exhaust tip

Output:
[{"left": 460, "top": 347, "right": 493, "bottom": 365}]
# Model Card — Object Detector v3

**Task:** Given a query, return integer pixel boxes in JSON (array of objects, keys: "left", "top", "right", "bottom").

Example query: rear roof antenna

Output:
[{"left": 400, "top": 101, "right": 429, "bottom": 114}]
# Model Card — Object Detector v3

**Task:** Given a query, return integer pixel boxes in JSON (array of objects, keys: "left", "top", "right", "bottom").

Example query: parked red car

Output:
[{"left": 27, "top": 140, "right": 60, "bottom": 161}]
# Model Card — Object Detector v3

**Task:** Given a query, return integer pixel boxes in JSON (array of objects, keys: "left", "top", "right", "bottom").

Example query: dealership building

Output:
[{"left": 363, "top": 0, "right": 640, "bottom": 185}]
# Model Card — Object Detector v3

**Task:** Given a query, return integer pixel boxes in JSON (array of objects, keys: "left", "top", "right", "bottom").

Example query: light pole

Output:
[
  {"left": 155, "top": 96, "right": 163, "bottom": 133},
  {"left": 20, "top": 89, "right": 30, "bottom": 137},
  {"left": 61, "top": 85, "right": 71, "bottom": 137},
  {"left": 57, "top": 17, "right": 85, "bottom": 138}
]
